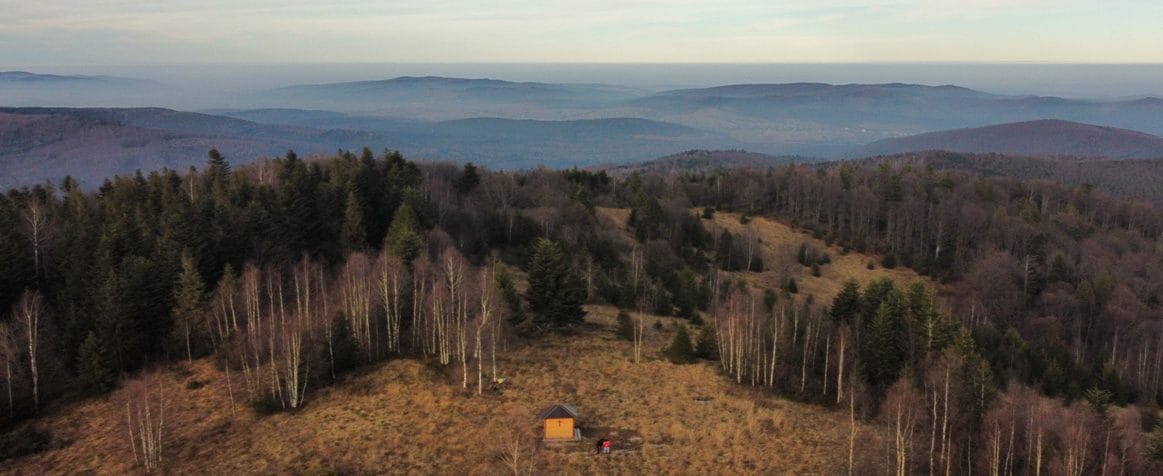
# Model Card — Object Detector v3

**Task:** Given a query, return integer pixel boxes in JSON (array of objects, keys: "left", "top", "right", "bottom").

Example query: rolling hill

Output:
[
  {"left": 851, "top": 119, "right": 1163, "bottom": 159},
  {"left": 5, "top": 207, "right": 931, "bottom": 474},
  {"left": 622, "top": 83, "right": 1163, "bottom": 155},
  {"left": 603, "top": 149, "right": 803, "bottom": 176},
  {"left": 250, "top": 76, "right": 645, "bottom": 119},
  {"left": 866, "top": 151, "right": 1163, "bottom": 205},
  {"left": 0, "top": 108, "right": 360, "bottom": 188},
  {"left": 0, "top": 71, "right": 165, "bottom": 108}
]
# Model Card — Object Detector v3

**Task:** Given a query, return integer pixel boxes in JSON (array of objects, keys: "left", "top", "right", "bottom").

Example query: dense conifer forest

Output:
[{"left": 3, "top": 147, "right": 1163, "bottom": 472}]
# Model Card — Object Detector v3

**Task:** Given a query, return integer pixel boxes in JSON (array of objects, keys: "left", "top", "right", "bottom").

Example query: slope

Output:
[
  {"left": 852, "top": 119, "right": 1163, "bottom": 159},
  {"left": 6, "top": 305, "right": 854, "bottom": 474},
  {"left": 0, "top": 108, "right": 371, "bottom": 188}
]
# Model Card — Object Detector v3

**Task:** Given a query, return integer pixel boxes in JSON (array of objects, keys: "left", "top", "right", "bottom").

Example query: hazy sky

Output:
[{"left": 3, "top": 0, "right": 1162, "bottom": 65}]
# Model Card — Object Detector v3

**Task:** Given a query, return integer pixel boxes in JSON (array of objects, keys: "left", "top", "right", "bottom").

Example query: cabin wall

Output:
[{"left": 543, "top": 418, "right": 574, "bottom": 439}]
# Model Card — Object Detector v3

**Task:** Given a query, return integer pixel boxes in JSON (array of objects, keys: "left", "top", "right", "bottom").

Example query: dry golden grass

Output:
[
  {"left": 6, "top": 305, "right": 864, "bottom": 475},
  {"left": 705, "top": 211, "right": 936, "bottom": 303}
]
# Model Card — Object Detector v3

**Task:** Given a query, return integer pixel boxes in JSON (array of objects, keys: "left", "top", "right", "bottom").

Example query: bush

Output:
[
  {"left": 881, "top": 254, "right": 897, "bottom": 269},
  {"left": 250, "top": 394, "right": 286, "bottom": 415},
  {"left": 665, "top": 327, "right": 697, "bottom": 364},
  {"left": 0, "top": 427, "right": 53, "bottom": 462},
  {"left": 701, "top": 207, "right": 715, "bottom": 219},
  {"left": 615, "top": 310, "right": 634, "bottom": 341},
  {"left": 811, "top": 262, "right": 821, "bottom": 277},
  {"left": 696, "top": 328, "right": 719, "bottom": 361}
]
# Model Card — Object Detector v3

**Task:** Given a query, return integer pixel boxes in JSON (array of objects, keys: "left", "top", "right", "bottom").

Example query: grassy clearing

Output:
[
  {"left": 7, "top": 305, "right": 858, "bottom": 474},
  {"left": 706, "top": 211, "right": 935, "bottom": 303}
]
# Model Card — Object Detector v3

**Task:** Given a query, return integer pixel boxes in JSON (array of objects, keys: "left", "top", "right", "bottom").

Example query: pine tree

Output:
[
  {"left": 340, "top": 188, "right": 367, "bottom": 254},
  {"left": 525, "top": 238, "right": 586, "bottom": 330},
  {"left": 77, "top": 332, "right": 115, "bottom": 395},
  {"left": 666, "top": 326, "right": 696, "bottom": 364}
]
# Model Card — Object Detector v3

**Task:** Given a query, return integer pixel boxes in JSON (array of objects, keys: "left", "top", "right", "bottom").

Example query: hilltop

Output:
[
  {"left": 852, "top": 119, "right": 1163, "bottom": 159},
  {"left": 4, "top": 206, "right": 935, "bottom": 474}
]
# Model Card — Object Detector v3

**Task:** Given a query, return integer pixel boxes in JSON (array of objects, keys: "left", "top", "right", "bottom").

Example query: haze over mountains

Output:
[
  {"left": 3, "top": 70, "right": 1163, "bottom": 188},
  {"left": 853, "top": 119, "right": 1163, "bottom": 159}
]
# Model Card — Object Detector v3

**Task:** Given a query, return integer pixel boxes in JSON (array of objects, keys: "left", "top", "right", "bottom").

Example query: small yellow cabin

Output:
[{"left": 539, "top": 404, "right": 579, "bottom": 440}]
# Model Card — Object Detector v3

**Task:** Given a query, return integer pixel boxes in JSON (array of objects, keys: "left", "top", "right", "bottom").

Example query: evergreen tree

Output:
[
  {"left": 525, "top": 238, "right": 586, "bottom": 330},
  {"left": 455, "top": 162, "right": 481, "bottom": 195},
  {"left": 206, "top": 148, "right": 230, "bottom": 190},
  {"left": 863, "top": 289, "right": 907, "bottom": 391},
  {"left": 173, "top": 251, "right": 205, "bottom": 362},
  {"left": 77, "top": 332, "right": 115, "bottom": 395},
  {"left": 329, "top": 314, "right": 360, "bottom": 378},
  {"left": 496, "top": 266, "right": 526, "bottom": 329},
  {"left": 386, "top": 203, "right": 423, "bottom": 263},
  {"left": 340, "top": 188, "right": 368, "bottom": 254},
  {"left": 830, "top": 280, "right": 862, "bottom": 324},
  {"left": 665, "top": 326, "right": 696, "bottom": 364}
]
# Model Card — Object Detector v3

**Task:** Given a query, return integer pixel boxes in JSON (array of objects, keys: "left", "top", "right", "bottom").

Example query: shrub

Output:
[
  {"left": 0, "top": 427, "right": 53, "bottom": 462},
  {"left": 615, "top": 310, "right": 634, "bottom": 341},
  {"left": 665, "top": 327, "right": 697, "bottom": 364},
  {"left": 696, "top": 328, "right": 719, "bottom": 361}
]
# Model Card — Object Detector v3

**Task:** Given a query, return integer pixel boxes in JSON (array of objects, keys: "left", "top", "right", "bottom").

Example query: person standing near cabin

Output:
[
  {"left": 595, "top": 438, "right": 604, "bottom": 455},
  {"left": 602, "top": 438, "right": 612, "bottom": 454}
]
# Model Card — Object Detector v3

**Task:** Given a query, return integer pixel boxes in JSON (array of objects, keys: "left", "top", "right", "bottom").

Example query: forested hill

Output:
[
  {"left": 852, "top": 119, "right": 1163, "bottom": 159},
  {"left": 3, "top": 148, "right": 1163, "bottom": 472},
  {"left": 866, "top": 151, "right": 1163, "bottom": 205}
]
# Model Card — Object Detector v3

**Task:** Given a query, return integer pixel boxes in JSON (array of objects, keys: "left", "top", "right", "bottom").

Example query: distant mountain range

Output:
[
  {"left": 0, "top": 107, "right": 738, "bottom": 188},
  {"left": 236, "top": 77, "right": 1163, "bottom": 157},
  {"left": 0, "top": 107, "right": 360, "bottom": 189},
  {"left": 0, "top": 71, "right": 164, "bottom": 108},
  {"left": 851, "top": 120, "right": 1163, "bottom": 159},
  {"left": 5, "top": 73, "right": 1163, "bottom": 188}
]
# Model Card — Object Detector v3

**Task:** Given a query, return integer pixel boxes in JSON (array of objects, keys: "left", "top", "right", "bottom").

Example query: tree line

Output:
[{"left": 3, "top": 147, "right": 1163, "bottom": 472}]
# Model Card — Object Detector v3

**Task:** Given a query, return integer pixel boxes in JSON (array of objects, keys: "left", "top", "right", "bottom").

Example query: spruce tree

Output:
[
  {"left": 386, "top": 203, "right": 423, "bottom": 264},
  {"left": 340, "top": 188, "right": 367, "bottom": 254},
  {"left": 525, "top": 238, "right": 586, "bottom": 330},
  {"left": 830, "top": 280, "right": 862, "bottom": 324},
  {"left": 666, "top": 326, "right": 696, "bottom": 364},
  {"left": 77, "top": 332, "right": 115, "bottom": 395}
]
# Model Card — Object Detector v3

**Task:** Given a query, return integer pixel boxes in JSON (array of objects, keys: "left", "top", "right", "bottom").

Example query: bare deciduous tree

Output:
[
  {"left": 14, "top": 289, "right": 45, "bottom": 409},
  {"left": 125, "top": 376, "right": 166, "bottom": 472}
]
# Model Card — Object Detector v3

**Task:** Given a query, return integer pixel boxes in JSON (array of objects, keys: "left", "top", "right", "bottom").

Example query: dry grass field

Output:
[
  {"left": 6, "top": 305, "right": 863, "bottom": 475},
  {"left": 704, "top": 211, "right": 935, "bottom": 303}
]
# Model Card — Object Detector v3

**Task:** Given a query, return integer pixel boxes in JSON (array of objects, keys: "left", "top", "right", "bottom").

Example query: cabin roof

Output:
[{"left": 538, "top": 404, "right": 578, "bottom": 420}]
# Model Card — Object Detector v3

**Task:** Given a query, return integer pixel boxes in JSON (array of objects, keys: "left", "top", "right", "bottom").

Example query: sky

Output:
[{"left": 3, "top": 0, "right": 1162, "bottom": 66}]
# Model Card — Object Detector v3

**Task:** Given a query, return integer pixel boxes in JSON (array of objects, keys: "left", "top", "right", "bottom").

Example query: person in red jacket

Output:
[{"left": 602, "top": 438, "right": 612, "bottom": 454}]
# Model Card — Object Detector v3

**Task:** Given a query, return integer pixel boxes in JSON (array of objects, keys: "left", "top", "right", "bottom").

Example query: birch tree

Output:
[{"left": 14, "top": 289, "right": 45, "bottom": 410}]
